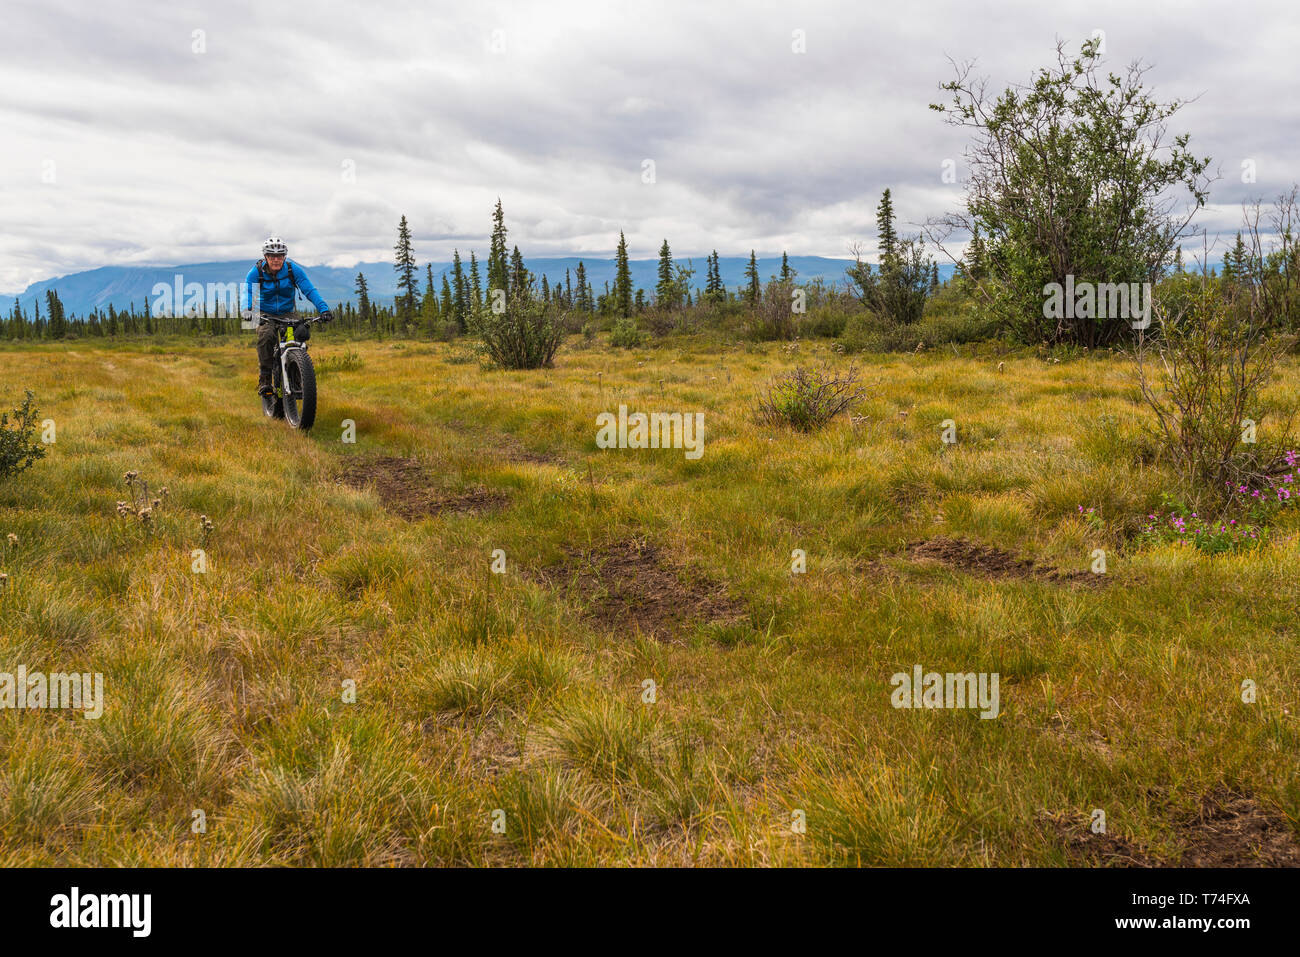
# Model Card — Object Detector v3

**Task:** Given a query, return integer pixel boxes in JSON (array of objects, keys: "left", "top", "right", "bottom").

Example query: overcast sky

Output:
[{"left": 1, "top": 0, "right": 1297, "bottom": 290}]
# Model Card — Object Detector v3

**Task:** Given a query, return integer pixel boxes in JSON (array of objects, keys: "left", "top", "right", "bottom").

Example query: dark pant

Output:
[{"left": 256, "top": 318, "right": 283, "bottom": 391}]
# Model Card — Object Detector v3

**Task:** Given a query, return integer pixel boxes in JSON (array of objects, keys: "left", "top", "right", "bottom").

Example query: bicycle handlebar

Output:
[{"left": 259, "top": 313, "right": 329, "bottom": 324}]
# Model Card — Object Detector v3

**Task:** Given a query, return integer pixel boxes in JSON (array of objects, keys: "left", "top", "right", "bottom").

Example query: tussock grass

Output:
[{"left": 1, "top": 337, "right": 1299, "bottom": 865}]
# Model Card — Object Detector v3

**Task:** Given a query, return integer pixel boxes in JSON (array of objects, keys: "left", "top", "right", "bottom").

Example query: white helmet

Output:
[{"left": 262, "top": 237, "right": 288, "bottom": 256}]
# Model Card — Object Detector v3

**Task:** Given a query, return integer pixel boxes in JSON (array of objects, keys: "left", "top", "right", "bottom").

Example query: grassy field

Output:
[{"left": 2, "top": 332, "right": 1299, "bottom": 866}]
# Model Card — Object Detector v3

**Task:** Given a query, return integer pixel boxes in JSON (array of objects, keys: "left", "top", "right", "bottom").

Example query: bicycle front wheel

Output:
[{"left": 282, "top": 348, "right": 317, "bottom": 431}]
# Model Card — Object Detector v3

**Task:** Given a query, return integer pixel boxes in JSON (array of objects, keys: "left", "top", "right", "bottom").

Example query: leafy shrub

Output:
[
  {"left": 837, "top": 313, "right": 919, "bottom": 353},
  {"left": 804, "top": 306, "right": 851, "bottom": 338},
  {"left": 0, "top": 391, "right": 47, "bottom": 481},
  {"left": 432, "top": 321, "right": 460, "bottom": 342},
  {"left": 609, "top": 317, "right": 644, "bottom": 348},
  {"left": 745, "top": 279, "right": 798, "bottom": 341},
  {"left": 837, "top": 308, "right": 997, "bottom": 354},
  {"left": 1136, "top": 280, "right": 1292, "bottom": 508},
  {"left": 470, "top": 296, "right": 564, "bottom": 369},
  {"left": 756, "top": 365, "right": 866, "bottom": 432}
]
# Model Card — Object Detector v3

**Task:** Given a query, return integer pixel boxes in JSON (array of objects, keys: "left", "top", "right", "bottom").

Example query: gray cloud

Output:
[{"left": 1, "top": 0, "right": 1297, "bottom": 290}]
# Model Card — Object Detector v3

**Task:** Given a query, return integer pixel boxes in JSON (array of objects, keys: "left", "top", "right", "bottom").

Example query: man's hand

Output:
[
  {"left": 320, "top": 310, "right": 334, "bottom": 323},
  {"left": 241, "top": 308, "right": 254, "bottom": 322}
]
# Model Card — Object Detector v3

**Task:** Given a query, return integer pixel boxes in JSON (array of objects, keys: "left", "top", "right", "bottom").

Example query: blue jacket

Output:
[{"left": 242, "top": 259, "right": 330, "bottom": 316}]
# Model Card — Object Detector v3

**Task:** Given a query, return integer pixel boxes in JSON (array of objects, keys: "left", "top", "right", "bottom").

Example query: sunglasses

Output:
[{"left": 266, "top": 253, "right": 286, "bottom": 259}]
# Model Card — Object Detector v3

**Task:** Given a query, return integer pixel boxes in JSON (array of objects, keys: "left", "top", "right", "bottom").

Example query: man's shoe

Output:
[{"left": 258, "top": 385, "right": 275, "bottom": 398}]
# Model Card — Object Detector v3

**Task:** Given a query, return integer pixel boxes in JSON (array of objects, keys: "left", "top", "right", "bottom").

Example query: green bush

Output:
[
  {"left": 803, "top": 306, "right": 850, "bottom": 338},
  {"left": 756, "top": 365, "right": 866, "bottom": 432},
  {"left": 609, "top": 317, "right": 644, "bottom": 348},
  {"left": 470, "top": 297, "right": 564, "bottom": 369},
  {"left": 0, "top": 391, "right": 46, "bottom": 481},
  {"left": 837, "top": 308, "right": 996, "bottom": 354}
]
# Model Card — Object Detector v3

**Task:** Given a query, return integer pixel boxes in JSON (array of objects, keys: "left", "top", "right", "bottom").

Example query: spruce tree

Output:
[
  {"left": 451, "top": 250, "right": 468, "bottom": 331},
  {"left": 509, "top": 245, "right": 530, "bottom": 298},
  {"left": 355, "top": 272, "right": 372, "bottom": 329},
  {"left": 706, "top": 250, "right": 722, "bottom": 300},
  {"left": 876, "top": 188, "right": 899, "bottom": 266},
  {"left": 575, "top": 261, "right": 590, "bottom": 312},
  {"left": 615, "top": 232, "right": 632, "bottom": 317},
  {"left": 656, "top": 239, "right": 674, "bottom": 307},
  {"left": 469, "top": 252, "right": 483, "bottom": 309},
  {"left": 780, "top": 251, "right": 791, "bottom": 282},
  {"left": 745, "top": 251, "right": 760, "bottom": 305},
  {"left": 440, "top": 275, "right": 453, "bottom": 316},
  {"left": 421, "top": 264, "right": 440, "bottom": 329},
  {"left": 46, "top": 290, "right": 67, "bottom": 339},
  {"left": 394, "top": 215, "right": 418, "bottom": 322},
  {"left": 488, "top": 198, "right": 510, "bottom": 301}
]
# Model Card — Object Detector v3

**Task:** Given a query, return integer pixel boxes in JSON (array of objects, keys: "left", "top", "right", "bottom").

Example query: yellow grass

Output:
[{"left": 1, "top": 334, "right": 1298, "bottom": 865}]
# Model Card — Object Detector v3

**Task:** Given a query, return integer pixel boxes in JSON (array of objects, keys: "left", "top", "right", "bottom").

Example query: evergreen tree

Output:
[
  {"left": 46, "top": 289, "right": 67, "bottom": 339},
  {"left": 451, "top": 250, "right": 468, "bottom": 331},
  {"left": 780, "top": 251, "right": 791, "bottom": 282},
  {"left": 565, "top": 269, "right": 573, "bottom": 308},
  {"left": 575, "top": 261, "right": 590, "bottom": 312},
  {"left": 420, "top": 264, "right": 441, "bottom": 329},
  {"left": 876, "top": 188, "right": 899, "bottom": 265},
  {"left": 488, "top": 198, "right": 510, "bottom": 301},
  {"left": 656, "top": 239, "right": 674, "bottom": 306},
  {"left": 355, "top": 272, "right": 373, "bottom": 329},
  {"left": 469, "top": 252, "right": 483, "bottom": 309},
  {"left": 440, "top": 275, "right": 453, "bottom": 316},
  {"left": 1225, "top": 232, "right": 1249, "bottom": 284},
  {"left": 705, "top": 250, "right": 722, "bottom": 300},
  {"left": 614, "top": 231, "right": 632, "bottom": 317},
  {"left": 745, "top": 251, "right": 760, "bottom": 305},
  {"left": 394, "top": 215, "right": 418, "bottom": 321},
  {"left": 509, "top": 245, "right": 530, "bottom": 298},
  {"left": 353, "top": 270, "right": 374, "bottom": 330}
]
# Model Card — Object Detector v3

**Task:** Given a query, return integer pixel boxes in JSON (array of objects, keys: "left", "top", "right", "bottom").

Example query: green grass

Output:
[{"left": 1, "top": 334, "right": 1298, "bottom": 866}]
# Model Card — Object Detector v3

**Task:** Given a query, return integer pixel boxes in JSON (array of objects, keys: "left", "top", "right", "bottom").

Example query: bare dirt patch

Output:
[
  {"left": 1042, "top": 788, "right": 1300, "bottom": 867},
  {"left": 536, "top": 537, "right": 746, "bottom": 641},
  {"left": 1179, "top": 787, "right": 1300, "bottom": 867},
  {"left": 905, "top": 537, "right": 1098, "bottom": 585},
  {"left": 1040, "top": 810, "right": 1156, "bottom": 866},
  {"left": 336, "top": 455, "right": 507, "bottom": 520}
]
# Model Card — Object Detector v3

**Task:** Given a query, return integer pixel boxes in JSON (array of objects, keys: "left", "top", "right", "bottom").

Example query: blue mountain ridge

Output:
[{"left": 4, "top": 256, "right": 961, "bottom": 317}]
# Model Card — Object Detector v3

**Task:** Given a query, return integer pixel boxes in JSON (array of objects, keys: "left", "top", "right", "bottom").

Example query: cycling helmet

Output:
[{"left": 262, "top": 237, "right": 288, "bottom": 256}]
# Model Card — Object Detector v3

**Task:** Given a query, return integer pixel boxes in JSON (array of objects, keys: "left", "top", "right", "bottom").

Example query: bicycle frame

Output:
[{"left": 266, "top": 316, "right": 319, "bottom": 398}]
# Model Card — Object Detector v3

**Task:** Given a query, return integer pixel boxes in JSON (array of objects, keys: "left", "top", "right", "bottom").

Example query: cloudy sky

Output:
[{"left": 1, "top": 0, "right": 1297, "bottom": 291}]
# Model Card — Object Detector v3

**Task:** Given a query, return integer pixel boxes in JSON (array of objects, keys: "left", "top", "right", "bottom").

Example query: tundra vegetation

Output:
[{"left": 2, "top": 39, "right": 1299, "bottom": 865}]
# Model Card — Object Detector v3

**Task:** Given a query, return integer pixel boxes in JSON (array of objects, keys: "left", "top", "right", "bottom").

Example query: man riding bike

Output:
[{"left": 241, "top": 238, "right": 333, "bottom": 398}]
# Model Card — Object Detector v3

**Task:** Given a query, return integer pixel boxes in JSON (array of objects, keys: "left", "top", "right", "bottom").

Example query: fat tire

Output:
[{"left": 284, "top": 349, "right": 317, "bottom": 431}]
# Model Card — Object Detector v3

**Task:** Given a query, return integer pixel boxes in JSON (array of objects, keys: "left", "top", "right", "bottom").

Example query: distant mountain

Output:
[{"left": 4, "top": 255, "right": 959, "bottom": 317}]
